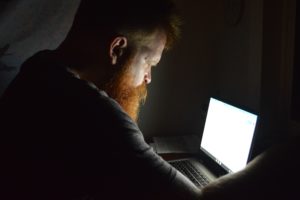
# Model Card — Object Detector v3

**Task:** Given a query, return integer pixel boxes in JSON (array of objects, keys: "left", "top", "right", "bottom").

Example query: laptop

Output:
[{"left": 169, "top": 97, "right": 258, "bottom": 188}]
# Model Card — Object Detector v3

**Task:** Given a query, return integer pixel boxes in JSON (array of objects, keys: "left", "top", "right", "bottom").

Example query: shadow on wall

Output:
[{"left": 0, "top": 0, "right": 81, "bottom": 96}]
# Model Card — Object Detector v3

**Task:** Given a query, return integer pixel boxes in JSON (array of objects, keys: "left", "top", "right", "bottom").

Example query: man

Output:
[{"left": 0, "top": 0, "right": 201, "bottom": 199}]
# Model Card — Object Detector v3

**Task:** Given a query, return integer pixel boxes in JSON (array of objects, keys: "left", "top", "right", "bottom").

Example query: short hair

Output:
[{"left": 72, "top": 0, "right": 182, "bottom": 49}]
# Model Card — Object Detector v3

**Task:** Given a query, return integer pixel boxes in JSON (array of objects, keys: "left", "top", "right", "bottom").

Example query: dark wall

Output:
[
  {"left": 140, "top": 0, "right": 262, "bottom": 137},
  {"left": 252, "top": 0, "right": 298, "bottom": 157},
  {"left": 140, "top": 0, "right": 225, "bottom": 136},
  {"left": 292, "top": 1, "right": 300, "bottom": 121}
]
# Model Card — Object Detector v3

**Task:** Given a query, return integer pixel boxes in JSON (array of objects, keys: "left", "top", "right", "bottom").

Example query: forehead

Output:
[
  {"left": 137, "top": 30, "right": 167, "bottom": 57},
  {"left": 143, "top": 30, "right": 166, "bottom": 50}
]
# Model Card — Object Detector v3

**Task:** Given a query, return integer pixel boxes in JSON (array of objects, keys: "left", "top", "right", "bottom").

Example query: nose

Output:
[{"left": 144, "top": 70, "right": 152, "bottom": 84}]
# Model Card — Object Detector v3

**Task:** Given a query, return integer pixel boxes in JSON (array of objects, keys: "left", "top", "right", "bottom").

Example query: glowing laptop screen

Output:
[{"left": 200, "top": 98, "right": 257, "bottom": 173}]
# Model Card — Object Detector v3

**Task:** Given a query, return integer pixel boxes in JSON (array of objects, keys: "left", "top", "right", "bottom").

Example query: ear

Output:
[{"left": 109, "top": 36, "right": 128, "bottom": 65}]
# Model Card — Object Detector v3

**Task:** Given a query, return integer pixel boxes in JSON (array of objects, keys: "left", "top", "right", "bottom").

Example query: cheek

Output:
[
  {"left": 128, "top": 54, "right": 148, "bottom": 87},
  {"left": 130, "top": 68, "right": 145, "bottom": 87}
]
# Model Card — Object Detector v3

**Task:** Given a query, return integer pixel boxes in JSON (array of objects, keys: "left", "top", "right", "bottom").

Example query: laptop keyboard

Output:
[{"left": 170, "top": 160, "right": 210, "bottom": 188}]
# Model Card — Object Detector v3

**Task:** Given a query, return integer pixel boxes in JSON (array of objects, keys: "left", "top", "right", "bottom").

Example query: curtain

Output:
[{"left": 0, "top": 0, "right": 81, "bottom": 95}]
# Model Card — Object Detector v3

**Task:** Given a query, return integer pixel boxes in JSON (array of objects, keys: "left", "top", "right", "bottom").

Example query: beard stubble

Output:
[{"left": 104, "top": 57, "right": 147, "bottom": 122}]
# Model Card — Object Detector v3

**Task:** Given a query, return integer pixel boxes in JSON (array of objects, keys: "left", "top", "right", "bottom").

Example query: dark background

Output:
[{"left": 0, "top": 0, "right": 299, "bottom": 157}]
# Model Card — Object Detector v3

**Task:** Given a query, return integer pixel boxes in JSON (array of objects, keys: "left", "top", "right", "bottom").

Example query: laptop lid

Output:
[{"left": 200, "top": 97, "right": 258, "bottom": 174}]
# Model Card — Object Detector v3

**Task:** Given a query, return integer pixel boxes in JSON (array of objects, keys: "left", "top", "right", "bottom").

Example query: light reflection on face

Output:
[{"left": 128, "top": 30, "right": 167, "bottom": 87}]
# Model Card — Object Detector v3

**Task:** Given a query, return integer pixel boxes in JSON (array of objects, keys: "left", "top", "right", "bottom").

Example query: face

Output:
[
  {"left": 128, "top": 30, "right": 167, "bottom": 87},
  {"left": 104, "top": 30, "right": 167, "bottom": 122}
]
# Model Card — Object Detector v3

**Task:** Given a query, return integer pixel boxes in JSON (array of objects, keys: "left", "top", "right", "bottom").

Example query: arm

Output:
[
  {"left": 103, "top": 97, "right": 202, "bottom": 200},
  {"left": 199, "top": 137, "right": 300, "bottom": 200}
]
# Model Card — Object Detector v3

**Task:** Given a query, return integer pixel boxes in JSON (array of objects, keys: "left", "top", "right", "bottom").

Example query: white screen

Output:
[{"left": 200, "top": 98, "right": 257, "bottom": 173}]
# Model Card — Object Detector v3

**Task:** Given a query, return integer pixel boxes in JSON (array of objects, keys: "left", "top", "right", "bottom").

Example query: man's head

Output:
[
  {"left": 104, "top": 30, "right": 167, "bottom": 121},
  {"left": 57, "top": 0, "right": 181, "bottom": 121}
]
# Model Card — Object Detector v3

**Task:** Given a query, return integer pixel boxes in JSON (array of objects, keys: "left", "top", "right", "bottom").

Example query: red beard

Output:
[{"left": 104, "top": 59, "right": 147, "bottom": 122}]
